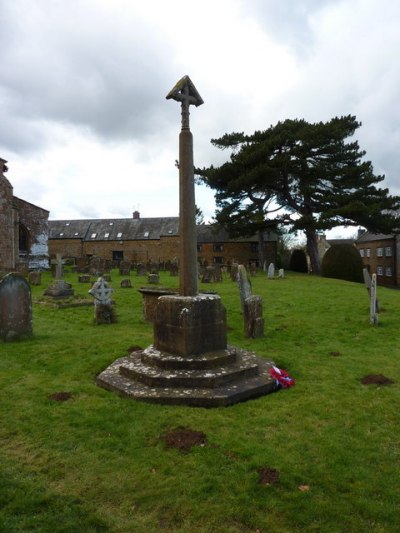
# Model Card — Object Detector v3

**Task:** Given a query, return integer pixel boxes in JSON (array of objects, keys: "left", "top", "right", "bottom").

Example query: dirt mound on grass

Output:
[
  {"left": 361, "top": 374, "right": 394, "bottom": 385},
  {"left": 161, "top": 427, "right": 207, "bottom": 453},
  {"left": 48, "top": 391, "right": 73, "bottom": 401},
  {"left": 258, "top": 467, "right": 280, "bottom": 485}
]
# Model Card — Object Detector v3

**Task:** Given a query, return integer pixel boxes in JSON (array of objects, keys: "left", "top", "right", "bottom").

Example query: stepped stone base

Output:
[{"left": 96, "top": 345, "right": 278, "bottom": 407}]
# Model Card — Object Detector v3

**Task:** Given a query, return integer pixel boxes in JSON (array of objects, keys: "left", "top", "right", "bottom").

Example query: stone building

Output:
[
  {"left": 48, "top": 211, "right": 277, "bottom": 267},
  {"left": 355, "top": 231, "right": 400, "bottom": 287},
  {"left": 0, "top": 158, "right": 49, "bottom": 271}
]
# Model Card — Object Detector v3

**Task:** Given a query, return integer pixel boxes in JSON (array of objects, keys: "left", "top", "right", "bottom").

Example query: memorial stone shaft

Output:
[{"left": 166, "top": 75, "right": 203, "bottom": 296}]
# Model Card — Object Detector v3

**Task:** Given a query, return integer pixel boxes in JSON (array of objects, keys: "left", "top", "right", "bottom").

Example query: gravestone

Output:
[
  {"left": 243, "top": 295, "right": 264, "bottom": 338},
  {"left": 0, "top": 273, "right": 33, "bottom": 341},
  {"left": 120, "top": 279, "right": 132, "bottom": 288},
  {"left": 44, "top": 254, "right": 74, "bottom": 297},
  {"left": 267, "top": 263, "right": 275, "bottom": 279},
  {"left": 137, "top": 263, "right": 146, "bottom": 276},
  {"left": 278, "top": 269, "right": 285, "bottom": 279},
  {"left": 78, "top": 274, "right": 91, "bottom": 283},
  {"left": 88, "top": 277, "right": 116, "bottom": 324},
  {"left": 237, "top": 264, "right": 252, "bottom": 311},
  {"left": 76, "top": 257, "right": 89, "bottom": 273},
  {"left": 148, "top": 273, "right": 159, "bottom": 284},
  {"left": 363, "top": 268, "right": 379, "bottom": 312},
  {"left": 249, "top": 263, "right": 257, "bottom": 276},
  {"left": 28, "top": 271, "right": 41, "bottom": 286},
  {"left": 96, "top": 76, "right": 277, "bottom": 406},
  {"left": 370, "top": 273, "right": 378, "bottom": 325},
  {"left": 119, "top": 261, "right": 131, "bottom": 276},
  {"left": 201, "top": 266, "right": 214, "bottom": 283},
  {"left": 230, "top": 262, "right": 239, "bottom": 282},
  {"left": 213, "top": 264, "right": 223, "bottom": 282}
]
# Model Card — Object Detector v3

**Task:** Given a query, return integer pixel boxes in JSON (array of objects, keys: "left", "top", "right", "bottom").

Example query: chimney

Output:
[{"left": 133, "top": 210, "right": 140, "bottom": 220}]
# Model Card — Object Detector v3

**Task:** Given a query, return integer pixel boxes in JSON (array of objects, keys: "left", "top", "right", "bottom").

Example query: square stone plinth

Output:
[{"left": 153, "top": 294, "right": 227, "bottom": 357}]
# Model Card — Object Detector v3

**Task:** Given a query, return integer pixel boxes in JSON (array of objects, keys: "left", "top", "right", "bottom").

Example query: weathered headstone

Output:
[
  {"left": 78, "top": 274, "right": 91, "bottom": 283},
  {"left": 88, "top": 277, "right": 116, "bottom": 324},
  {"left": 237, "top": 264, "right": 252, "bottom": 311},
  {"left": 370, "top": 273, "right": 378, "bottom": 326},
  {"left": 120, "top": 279, "right": 132, "bottom": 288},
  {"left": 28, "top": 271, "right": 41, "bottom": 286},
  {"left": 267, "top": 263, "right": 275, "bottom": 279},
  {"left": 249, "top": 263, "right": 257, "bottom": 276},
  {"left": 148, "top": 273, "right": 159, "bottom": 284},
  {"left": 243, "top": 295, "right": 264, "bottom": 338},
  {"left": 119, "top": 261, "right": 131, "bottom": 276},
  {"left": 363, "top": 268, "right": 379, "bottom": 312},
  {"left": 0, "top": 273, "right": 33, "bottom": 341},
  {"left": 278, "top": 269, "right": 285, "bottom": 279},
  {"left": 201, "top": 266, "right": 214, "bottom": 283},
  {"left": 230, "top": 262, "right": 239, "bottom": 282},
  {"left": 137, "top": 263, "right": 146, "bottom": 276}
]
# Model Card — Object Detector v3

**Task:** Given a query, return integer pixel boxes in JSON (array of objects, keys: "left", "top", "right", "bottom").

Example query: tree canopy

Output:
[{"left": 196, "top": 115, "right": 400, "bottom": 274}]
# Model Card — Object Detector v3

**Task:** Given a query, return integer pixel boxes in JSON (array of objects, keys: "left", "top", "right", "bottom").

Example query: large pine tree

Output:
[{"left": 197, "top": 115, "right": 400, "bottom": 274}]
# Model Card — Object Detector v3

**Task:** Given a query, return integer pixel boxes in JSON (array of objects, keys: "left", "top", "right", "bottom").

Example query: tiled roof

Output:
[
  {"left": 49, "top": 218, "right": 278, "bottom": 243},
  {"left": 49, "top": 217, "right": 179, "bottom": 241},
  {"left": 356, "top": 231, "right": 394, "bottom": 243}
]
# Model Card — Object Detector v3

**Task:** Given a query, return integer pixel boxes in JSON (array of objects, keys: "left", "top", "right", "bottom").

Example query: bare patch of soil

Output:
[
  {"left": 361, "top": 374, "right": 394, "bottom": 385},
  {"left": 48, "top": 391, "right": 73, "bottom": 401},
  {"left": 330, "top": 351, "right": 341, "bottom": 357},
  {"left": 258, "top": 466, "right": 280, "bottom": 485},
  {"left": 161, "top": 427, "right": 207, "bottom": 453}
]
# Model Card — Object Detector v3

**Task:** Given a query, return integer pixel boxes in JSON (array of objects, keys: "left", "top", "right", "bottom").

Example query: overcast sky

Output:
[{"left": 1, "top": 0, "right": 399, "bottom": 238}]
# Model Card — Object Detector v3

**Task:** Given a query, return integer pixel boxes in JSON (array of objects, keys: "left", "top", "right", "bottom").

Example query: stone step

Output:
[
  {"left": 119, "top": 350, "right": 259, "bottom": 389},
  {"left": 140, "top": 345, "right": 237, "bottom": 370},
  {"left": 96, "top": 352, "right": 278, "bottom": 407}
]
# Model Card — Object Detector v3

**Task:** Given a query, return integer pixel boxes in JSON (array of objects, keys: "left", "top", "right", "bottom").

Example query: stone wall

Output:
[
  {"left": 0, "top": 159, "right": 17, "bottom": 271},
  {"left": 14, "top": 197, "right": 49, "bottom": 269},
  {"left": 0, "top": 158, "right": 49, "bottom": 272}
]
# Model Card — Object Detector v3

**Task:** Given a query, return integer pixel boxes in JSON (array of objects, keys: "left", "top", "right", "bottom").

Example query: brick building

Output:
[
  {"left": 49, "top": 211, "right": 277, "bottom": 267},
  {"left": 0, "top": 158, "right": 49, "bottom": 271},
  {"left": 355, "top": 231, "right": 400, "bottom": 287}
]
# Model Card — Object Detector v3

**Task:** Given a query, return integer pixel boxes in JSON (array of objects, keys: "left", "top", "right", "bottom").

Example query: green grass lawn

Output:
[{"left": 1, "top": 269, "right": 399, "bottom": 532}]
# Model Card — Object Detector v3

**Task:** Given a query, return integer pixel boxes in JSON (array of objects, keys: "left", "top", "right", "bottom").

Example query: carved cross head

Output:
[{"left": 166, "top": 75, "right": 203, "bottom": 130}]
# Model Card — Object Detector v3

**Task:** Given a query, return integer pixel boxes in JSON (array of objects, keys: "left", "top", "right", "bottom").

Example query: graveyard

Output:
[{"left": 1, "top": 266, "right": 399, "bottom": 532}]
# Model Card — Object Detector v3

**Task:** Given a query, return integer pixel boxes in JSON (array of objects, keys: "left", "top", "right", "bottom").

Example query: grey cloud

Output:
[{"left": 0, "top": 1, "right": 175, "bottom": 151}]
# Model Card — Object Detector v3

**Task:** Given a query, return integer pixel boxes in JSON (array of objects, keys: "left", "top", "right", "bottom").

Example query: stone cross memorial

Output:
[
  {"left": 96, "top": 76, "right": 277, "bottom": 406},
  {"left": 89, "top": 277, "right": 116, "bottom": 324}
]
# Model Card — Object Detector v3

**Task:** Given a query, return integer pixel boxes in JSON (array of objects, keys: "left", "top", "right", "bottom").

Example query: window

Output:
[
  {"left": 104, "top": 232, "right": 110, "bottom": 239},
  {"left": 74, "top": 232, "right": 79, "bottom": 236},
  {"left": 59, "top": 232, "right": 64, "bottom": 236},
  {"left": 359, "top": 249, "right": 364, "bottom": 257},
  {"left": 385, "top": 246, "right": 392, "bottom": 257},
  {"left": 109, "top": 222, "right": 113, "bottom": 226},
  {"left": 112, "top": 251, "right": 124, "bottom": 260},
  {"left": 213, "top": 244, "right": 224, "bottom": 252},
  {"left": 366, "top": 248, "right": 370, "bottom": 257},
  {"left": 144, "top": 231, "right": 149, "bottom": 238},
  {"left": 117, "top": 232, "right": 122, "bottom": 238},
  {"left": 250, "top": 242, "right": 258, "bottom": 253},
  {"left": 65, "top": 222, "right": 70, "bottom": 226},
  {"left": 91, "top": 233, "right": 97, "bottom": 239},
  {"left": 385, "top": 266, "right": 392, "bottom": 277},
  {"left": 377, "top": 247, "right": 383, "bottom": 257},
  {"left": 213, "top": 256, "right": 224, "bottom": 264},
  {"left": 197, "top": 244, "right": 203, "bottom": 252},
  {"left": 377, "top": 266, "right": 383, "bottom": 276}
]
